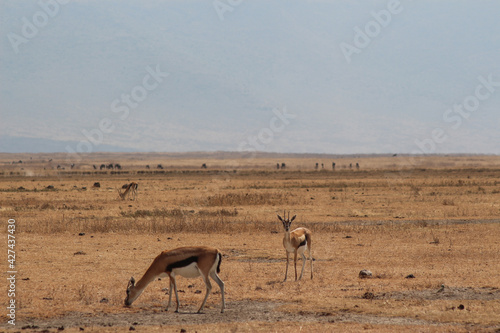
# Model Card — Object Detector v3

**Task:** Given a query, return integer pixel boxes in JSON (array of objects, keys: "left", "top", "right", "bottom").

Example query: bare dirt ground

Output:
[
  {"left": 1, "top": 153, "right": 499, "bottom": 332},
  {"left": 7, "top": 227, "right": 499, "bottom": 333},
  {"left": 15, "top": 299, "right": 475, "bottom": 332}
]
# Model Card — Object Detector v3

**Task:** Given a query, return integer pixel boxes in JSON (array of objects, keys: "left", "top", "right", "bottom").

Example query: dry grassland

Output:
[{"left": 0, "top": 153, "right": 499, "bottom": 332}]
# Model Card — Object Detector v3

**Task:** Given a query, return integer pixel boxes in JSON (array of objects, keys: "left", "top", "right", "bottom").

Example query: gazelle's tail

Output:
[{"left": 216, "top": 251, "right": 222, "bottom": 274}]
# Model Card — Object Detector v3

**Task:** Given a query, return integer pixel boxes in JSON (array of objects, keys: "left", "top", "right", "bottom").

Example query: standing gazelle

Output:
[
  {"left": 278, "top": 211, "right": 313, "bottom": 281},
  {"left": 124, "top": 246, "right": 225, "bottom": 313}
]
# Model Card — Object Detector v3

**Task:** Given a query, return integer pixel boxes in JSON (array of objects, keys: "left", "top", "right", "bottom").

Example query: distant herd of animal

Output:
[
  {"left": 11, "top": 159, "right": 362, "bottom": 171},
  {"left": 43, "top": 162, "right": 360, "bottom": 171}
]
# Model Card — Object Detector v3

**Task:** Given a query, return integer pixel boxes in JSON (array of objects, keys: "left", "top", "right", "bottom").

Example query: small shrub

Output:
[
  {"left": 40, "top": 203, "right": 54, "bottom": 210},
  {"left": 410, "top": 184, "right": 421, "bottom": 197},
  {"left": 204, "top": 192, "right": 296, "bottom": 206},
  {"left": 77, "top": 284, "right": 94, "bottom": 305},
  {"left": 442, "top": 199, "right": 455, "bottom": 206},
  {"left": 120, "top": 208, "right": 191, "bottom": 218},
  {"left": 198, "top": 209, "right": 238, "bottom": 217}
]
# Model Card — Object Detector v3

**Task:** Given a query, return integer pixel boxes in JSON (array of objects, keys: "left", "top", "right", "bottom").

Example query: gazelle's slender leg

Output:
[
  {"left": 166, "top": 278, "right": 174, "bottom": 311},
  {"left": 308, "top": 247, "right": 313, "bottom": 279},
  {"left": 299, "top": 252, "right": 307, "bottom": 280},
  {"left": 284, "top": 251, "right": 290, "bottom": 281},
  {"left": 210, "top": 271, "right": 225, "bottom": 313},
  {"left": 198, "top": 271, "right": 212, "bottom": 313},
  {"left": 171, "top": 276, "right": 181, "bottom": 312},
  {"left": 294, "top": 250, "right": 298, "bottom": 281}
]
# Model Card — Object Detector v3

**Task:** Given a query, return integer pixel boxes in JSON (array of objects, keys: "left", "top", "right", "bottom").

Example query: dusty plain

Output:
[{"left": 0, "top": 153, "right": 499, "bottom": 332}]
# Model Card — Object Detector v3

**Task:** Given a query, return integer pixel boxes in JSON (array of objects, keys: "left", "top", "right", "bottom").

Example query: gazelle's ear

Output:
[
  {"left": 129, "top": 277, "right": 135, "bottom": 287},
  {"left": 291, "top": 215, "right": 296, "bottom": 222},
  {"left": 277, "top": 214, "right": 284, "bottom": 222}
]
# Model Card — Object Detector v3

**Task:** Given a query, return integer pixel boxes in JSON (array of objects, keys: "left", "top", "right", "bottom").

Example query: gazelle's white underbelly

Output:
[
  {"left": 285, "top": 243, "right": 306, "bottom": 254},
  {"left": 171, "top": 262, "right": 200, "bottom": 278}
]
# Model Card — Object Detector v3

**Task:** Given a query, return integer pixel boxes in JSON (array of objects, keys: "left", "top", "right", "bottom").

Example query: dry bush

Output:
[
  {"left": 77, "top": 284, "right": 95, "bottom": 305},
  {"left": 198, "top": 208, "right": 238, "bottom": 217},
  {"left": 120, "top": 208, "right": 187, "bottom": 218},
  {"left": 442, "top": 199, "right": 456, "bottom": 206},
  {"left": 22, "top": 212, "right": 271, "bottom": 235},
  {"left": 203, "top": 192, "right": 301, "bottom": 206}
]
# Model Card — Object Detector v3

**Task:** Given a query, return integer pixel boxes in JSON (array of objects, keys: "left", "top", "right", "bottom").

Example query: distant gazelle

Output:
[
  {"left": 277, "top": 211, "right": 313, "bottom": 281},
  {"left": 118, "top": 182, "right": 138, "bottom": 200},
  {"left": 125, "top": 246, "right": 225, "bottom": 313}
]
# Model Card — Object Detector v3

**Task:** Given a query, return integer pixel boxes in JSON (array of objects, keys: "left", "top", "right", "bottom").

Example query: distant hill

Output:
[{"left": 0, "top": 136, "right": 135, "bottom": 153}]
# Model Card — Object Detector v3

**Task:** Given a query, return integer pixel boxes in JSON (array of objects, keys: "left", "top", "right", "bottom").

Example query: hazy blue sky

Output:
[{"left": 1, "top": 0, "right": 499, "bottom": 154}]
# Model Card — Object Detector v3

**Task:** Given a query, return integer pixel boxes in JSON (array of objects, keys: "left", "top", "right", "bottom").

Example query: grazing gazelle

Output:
[
  {"left": 277, "top": 211, "right": 313, "bottom": 281},
  {"left": 124, "top": 246, "right": 225, "bottom": 313},
  {"left": 118, "top": 182, "right": 138, "bottom": 200}
]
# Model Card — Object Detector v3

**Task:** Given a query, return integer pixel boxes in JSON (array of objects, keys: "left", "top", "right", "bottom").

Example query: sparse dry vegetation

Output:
[{"left": 0, "top": 153, "right": 499, "bottom": 332}]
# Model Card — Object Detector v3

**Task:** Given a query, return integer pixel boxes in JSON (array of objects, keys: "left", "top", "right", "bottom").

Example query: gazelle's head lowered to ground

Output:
[{"left": 124, "top": 277, "right": 139, "bottom": 306}]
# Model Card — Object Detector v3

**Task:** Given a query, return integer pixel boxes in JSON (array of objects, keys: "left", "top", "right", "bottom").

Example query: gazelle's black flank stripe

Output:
[{"left": 166, "top": 256, "right": 197, "bottom": 272}]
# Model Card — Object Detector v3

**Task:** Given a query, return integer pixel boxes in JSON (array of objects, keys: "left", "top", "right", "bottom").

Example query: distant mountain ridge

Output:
[{"left": 0, "top": 136, "right": 136, "bottom": 153}]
